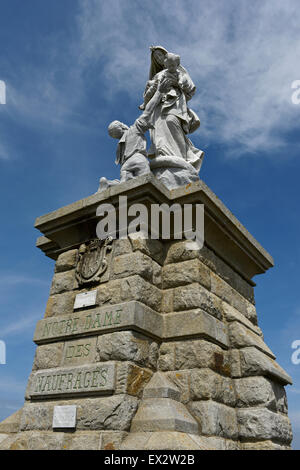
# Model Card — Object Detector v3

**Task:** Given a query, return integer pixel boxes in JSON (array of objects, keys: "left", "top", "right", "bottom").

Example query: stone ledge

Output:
[
  {"left": 34, "top": 301, "right": 229, "bottom": 348},
  {"left": 237, "top": 408, "right": 293, "bottom": 444},
  {"left": 34, "top": 174, "right": 274, "bottom": 282},
  {"left": 234, "top": 347, "right": 292, "bottom": 385}
]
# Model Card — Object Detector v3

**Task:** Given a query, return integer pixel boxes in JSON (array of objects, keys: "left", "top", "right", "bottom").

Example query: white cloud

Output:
[
  {"left": 0, "top": 376, "right": 26, "bottom": 394},
  {"left": 2, "top": 0, "right": 300, "bottom": 159},
  {"left": 76, "top": 0, "right": 300, "bottom": 157},
  {"left": 0, "top": 274, "right": 48, "bottom": 287}
]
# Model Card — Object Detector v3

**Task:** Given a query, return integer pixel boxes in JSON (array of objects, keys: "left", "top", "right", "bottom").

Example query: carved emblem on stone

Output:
[{"left": 75, "top": 237, "right": 113, "bottom": 285}]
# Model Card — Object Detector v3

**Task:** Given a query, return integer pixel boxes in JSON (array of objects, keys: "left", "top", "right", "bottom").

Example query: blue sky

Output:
[{"left": 0, "top": 0, "right": 300, "bottom": 449}]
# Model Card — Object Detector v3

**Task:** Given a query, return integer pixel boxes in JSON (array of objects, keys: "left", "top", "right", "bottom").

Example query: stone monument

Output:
[{"left": 0, "top": 46, "right": 293, "bottom": 450}]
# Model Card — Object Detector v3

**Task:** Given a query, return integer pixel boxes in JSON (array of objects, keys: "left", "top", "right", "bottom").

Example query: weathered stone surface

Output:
[
  {"left": 55, "top": 249, "right": 78, "bottom": 273},
  {"left": 20, "top": 395, "right": 138, "bottom": 433},
  {"left": 165, "top": 241, "right": 255, "bottom": 304},
  {"left": 0, "top": 409, "right": 22, "bottom": 434},
  {"left": 210, "top": 272, "right": 236, "bottom": 307},
  {"left": 189, "top": 400, "right": 238, "bottom": 439},
  {"left": 167, "top": 371, "right": 190, "bottom": 404},
  {"left": 229, "top": 349, "right": 242, "bottom": 378},
  {"left": 0, "top": 434, "right": 10, "bottom": 447},
  {"left": 158, "top": 343, "right": 176, "bottom": 371},
  {"left": 97, "top": 275, "right": 162, "bottom": 312},
  {"left": 240, "top": 440, "right": 290, "bottom": 450},
  {"left": 162, "top": 259, "right": 210, "bottom": 290},
  {"left": 76, "top": 395, "right": 138, "bottom": 431},
  {"left": 194, "top": 435, "right": 240, "bottom": 450},
  {"left": 44, "top": 291, "right": 76, "bottom": 318},
  {"left": 152, "top": 260, "right": 162, "bottom": 288},
  {"left": 198, "top": 246, "right": 255, "bottom": 304},
  {"left": 143, "top": 372, "right": 180, "bottom": 401},
  {"left": 27, "top": 363, "right": 116, "bottom": 399},
  {"left": 239, "top": 347, "right": 292, "bottom": 385},
  {"left": 66, "top": 431, "right": 101, "bottom": 450},
  {"left": 165, "top": 240, "right": 199, "bottom": 264},
  {"left": 234, "top": 376, "right": 277, "bottom": 409},
  {"left": 237, "top": 408, "right": 292, "bottom": 443},
  {"left": 244, "top": 302, "right": 258, "bottom": 324},
  {"left": 99, "top": 431, "right": 128, "bottom": 450},
  {"left": 131, "top": 398, "right": 199, "bottom": 434},
  {"left": 163, "top": 309, "right": 228, "bottom": 347},
  {"left": 50, "top": 270, "right": 78, "bottom": 295},
  {"left": 222, "top": 302, "right": 262, "bottom": 336},
  {"left": 96, "top": 331, "right": 155, "bottom": 367},
  {"left": 161, "top": 289, "right": 174, "bottom": 313},
  {"left": 62, "top": 338, "right": 97, "bottom": 366},
  {"left": 159, "top": 340, "right": 231, "bottom": 375},
  {"left": 128, "top": 235, "right": 165, "bottom": 265},
  {"left": 190, "top": 369, "right": 236, "bottom": 406},
  {"left": 228, "top": 321, "right": 275, "bottom": 358},
  {"left": 172, "top": 283, "right": 223, "bottom": 319},
  {"left": 235, "top": 377, "right": 288, "bottom": 414},
  {"left": 116, "top": 363, "right": 152, "bottom": 397},
  {"left": 120, "top": 431, "right": 212, "bottom": 450},
  {"left": 272, "top": 381, "right": 288, "bottom": 414},
  {"left": 20, "top": 402, "right": 53, "bottom": 431},
  {"left": 112, "top": 252, "right": 153, "bottom": 282},
  {"left": 148, "top": 341, "right": 159, "bottom": 369},
  {"left": 7, "top": 431, "right": 67, "bottom": 450},
  {"left": 32, "top": 343, "right": 64, "bottom": 370},
  {"left": 174, "top": 340, "right": 231, "bottom": 375},
  {"left": 113, "top": 238, "right": 132, "bottom": 257},
  {"left": 235, "top": 374, "right": 288, "bottom": 414}
]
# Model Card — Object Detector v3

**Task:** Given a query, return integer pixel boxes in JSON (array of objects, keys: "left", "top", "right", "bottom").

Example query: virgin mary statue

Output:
[{"left": 142, "top": 46, "right": 204, "bottom": 173}]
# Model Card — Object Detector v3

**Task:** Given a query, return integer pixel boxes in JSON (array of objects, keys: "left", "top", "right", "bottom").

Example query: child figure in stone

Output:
[
  {"left": 140, "top": 53, "right": 194, "bottom": 111},
  {"left": 99, "top": 77, "right": 171, "bottom": 190}
]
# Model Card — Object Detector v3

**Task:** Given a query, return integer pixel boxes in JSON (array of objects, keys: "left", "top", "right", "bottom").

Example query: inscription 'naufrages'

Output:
[{"left": 34, "top": 367, "right": 108, "bottom": 394}]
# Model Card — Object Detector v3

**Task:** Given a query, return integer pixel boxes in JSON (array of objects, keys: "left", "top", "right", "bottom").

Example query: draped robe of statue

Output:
[{"left": 144, "top": 47, "right": 204, "bottom": 173}]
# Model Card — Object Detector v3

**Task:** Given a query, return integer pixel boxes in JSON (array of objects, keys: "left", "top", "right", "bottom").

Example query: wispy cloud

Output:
[
  {"left": 0, "top": 311, "right": 41, "bottom": 338},
  {"left": 1, "top": 0, "right": 300, "bottom": 160},
  {"left": 0, "top": 274, "right": 49, "bottom": 288},
  {"left": 76, "top": 0, "right": 300, "bottom": 157},
  {"left": 0, "top": 376, "right": 27, "bottom": 394},
  {"left": 0, "top": 141, "right": 9, "bottom": 160}
]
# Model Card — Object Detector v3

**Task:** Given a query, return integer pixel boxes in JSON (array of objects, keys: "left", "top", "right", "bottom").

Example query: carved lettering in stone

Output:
[
  {"left": 29, "top": 363, "right": 115, "bottom": 398},
  {"left": 34, "top": 305, "right": 124, "bottom": 344},
  {"left": 62, "top": 338, "right": 97, "bottom": 366}
]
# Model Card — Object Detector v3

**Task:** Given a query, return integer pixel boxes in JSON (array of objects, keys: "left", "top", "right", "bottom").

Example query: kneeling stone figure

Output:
[{"left": 99, "top": 78, "right": 170, "bottom": 191}]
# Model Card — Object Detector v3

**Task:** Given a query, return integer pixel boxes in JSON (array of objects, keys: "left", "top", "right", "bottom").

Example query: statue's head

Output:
[
  {"left": 149, "top": 46, "right": 168, "bottom": 79},
  {"left": 150, "top": 46, "right": 167, "bottom": 66},
  {"left": 164, "top": 53, "right": 180, "bottom": 73},
  {"left": 108, "top": 120, "right": 129, "bottom": 139}
]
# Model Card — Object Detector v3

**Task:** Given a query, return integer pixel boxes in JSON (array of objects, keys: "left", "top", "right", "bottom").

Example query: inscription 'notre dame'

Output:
[{"left": 35, "top": 306, "right": 123, "bottom": 344}]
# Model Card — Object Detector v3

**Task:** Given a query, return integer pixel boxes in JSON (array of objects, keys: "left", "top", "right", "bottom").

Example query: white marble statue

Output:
[
  {"left": 142, "top": 46, "right": 204, "bottom": 174},
  {"left": 99, "top": 46, "right": 204, "bottom": 191}
]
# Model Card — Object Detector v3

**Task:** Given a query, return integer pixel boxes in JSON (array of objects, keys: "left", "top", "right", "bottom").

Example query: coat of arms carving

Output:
[{"left": 75, "top": 237, "right": 113, "bottom": 285}]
